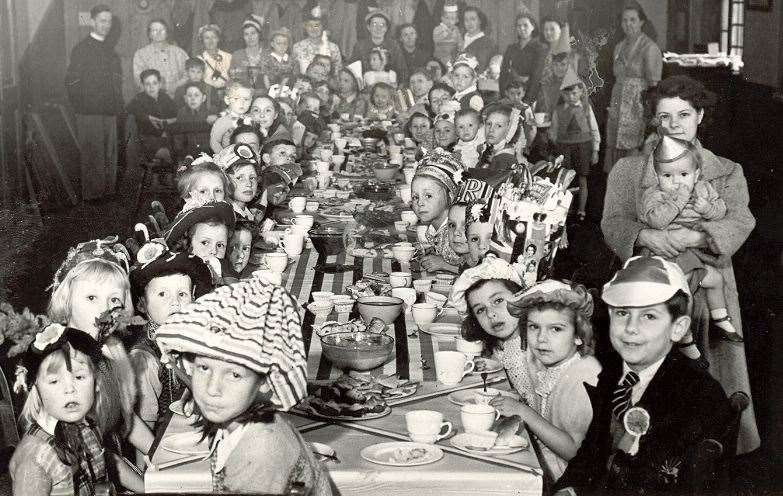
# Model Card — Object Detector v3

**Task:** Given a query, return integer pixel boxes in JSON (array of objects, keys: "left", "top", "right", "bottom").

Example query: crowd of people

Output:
[{"left": 4, "top": 0, "right": 762, "bottom": 495}]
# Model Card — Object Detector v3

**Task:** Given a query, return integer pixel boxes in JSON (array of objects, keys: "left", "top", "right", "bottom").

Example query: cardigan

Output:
[
  {"left": 133, "top": 43, "right": 189, "bottom": 96},
  {"left": 601, "top": 145, "right": 760, "bottom": 454}
]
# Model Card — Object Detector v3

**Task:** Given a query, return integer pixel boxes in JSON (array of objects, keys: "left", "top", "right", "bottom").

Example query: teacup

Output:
[
  {"left": 331, "top": 155, "right": 346, "bottom": 168},
  {"left": 456, "top": 337, "right": 484, "bottom": 359},
  {"left": 286, "top": 225, "right": 309, "bottom": 239},
  {"left": 315, "top": 161, "right": 331, "bottom": 174},
  {"left": 389, "top": 271, "right": 412, "bottom": 288},
  {"left": 331, "top": 131, "right": 342, "bottom": 140},
  {"left": 411, "top": 302, "right": 438, "bottom": 332},
  {"left": 473, "top": 388, "right": 502, "bottom": 405},
  {"left": 335, "top": 138, "right": 347, "bottom": 151},
  {"left": 460, "top": 403, "right": 500, "bottom": 433},
  {"left": 413, "top": 279, "right": 433, "bottom": 294},
  {"left": 332, "top": 296, "right": 355, "bottom": 314},
  {"left": 317, "top": 173, "right": 333, "bottom": 190},
  {"left": 392, "top": 245, "right": 416, "bottom": 264},
  {"left": 311, "top": 291, "right": 334, "bottom": 303},
  {"left": 305, "top": 201, "right": 320, "bottom": 212},
  {"left": 402, "top": 168, "right": 415, "bottom": 185},
  {"left": 252, "top": 269, "right": 282, "bottom": 285},
  {"left": 264, "top": 252, "right": 289, "bottom": 273},
  {"left": 320, "top": 148, "right": 334, "bottom": 162},
  {"left": 400, "top": 210, "right": 418, "bottom": 226},
  {"left": 425, "top": 291, "right": 448, "bottom": 309},
  {"left": 398, "top": 186, "right": 412, "bottom": 204},
  {"left": 394, "top": 221, "right": 409, "bottom": 234},
  {"left": 308, "top": 300, "right": 334, "bottom": 317},
  {"left": 405, "top": 410, "right": 453, "bottom": 444},
  {"left": 391, "top": 287, "right": 417, "bottom": 312},
  {"left": 289, "top": 197, "right": 307, "bottom": 214},
  {"left": 435, "top": 351, "right": 475, "bottom": 386},
  {"left": 291, "top": 215, "right": 314, "bottom": 230},
  {"left": 279, "top": 233, "right": 304, "bottom": 256}
]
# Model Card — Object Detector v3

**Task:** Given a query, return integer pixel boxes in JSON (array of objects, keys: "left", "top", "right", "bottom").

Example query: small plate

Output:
[
  {"left": 321, "top": 212, "right": 355, "bottom": 222},
  {"left": 382, "top": 383, "right": 418, "bottom": 401},
  {"left": 360, "top": 442, "right": 443, "bottom": 466},
  {"left": 471, "top": 357, "right": 503, "bottom": 375},
  {"left": 420, "top": 322, "right": 461, "bottom": 338},
  {"left": 450, "top": 433, "right": 528, "bottom": 456},
  {"left": 448, "top": 389, "right": 519, "bottom": 406},
  {"left": 160, "top": 432, "right": 211, "bottom": 456},
  {"left": 296, "top": 403, "right": 392, "bottom": 422}
]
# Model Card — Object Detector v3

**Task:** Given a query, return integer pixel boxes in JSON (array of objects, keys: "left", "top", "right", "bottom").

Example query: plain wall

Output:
[{"left": 743, "top": 5, "right": 782, "bottom": 87}]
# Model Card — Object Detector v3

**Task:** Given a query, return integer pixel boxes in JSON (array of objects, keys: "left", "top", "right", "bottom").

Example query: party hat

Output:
[
  {"left": 653, "top": 135, "right": 691, "bottom": 163},
  {"left": 551, "top": 22, "right": 572, "bottom": 55},
  {"left": 560, "top": 65, "right": 582, "bottom": 90}
]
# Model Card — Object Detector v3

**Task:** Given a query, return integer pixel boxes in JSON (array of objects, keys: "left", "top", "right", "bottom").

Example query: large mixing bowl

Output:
[
  {"left": 357, "top": 296, "right": 404, "bottom": 324},
  {"left": 320, "top": 332, "right": 395, "bottom": 371}
]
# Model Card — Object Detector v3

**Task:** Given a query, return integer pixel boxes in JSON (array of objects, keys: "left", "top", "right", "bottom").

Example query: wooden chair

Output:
[{"left": 127, "top": 115, "right": 178, "bottom": 221}]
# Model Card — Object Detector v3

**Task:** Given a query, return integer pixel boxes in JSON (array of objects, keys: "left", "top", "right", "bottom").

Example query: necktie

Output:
[{"left": 612, "top": 371, "right": 640, "bottom": 420}]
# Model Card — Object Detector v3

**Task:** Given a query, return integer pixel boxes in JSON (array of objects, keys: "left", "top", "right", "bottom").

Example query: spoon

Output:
[{"left": 481, "top": 372, "right": 488, "bottom": 392}]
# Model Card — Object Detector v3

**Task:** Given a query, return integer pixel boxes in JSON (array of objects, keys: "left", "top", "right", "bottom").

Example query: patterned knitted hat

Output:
[
  {"left": 602, "top": 256, "right": 691, "bottom": 310},
  {"left": 413, "top": 147, "right": 466, "bottom": 200},
  {"left": 129, "top": 240, "right": 214, "bottom": 305},
  {"left": 51, "top": 236, "right": 131, "bottom": 292},
  {"left": 155, "top": 278, "right": 307, "bottom": 411},
  {"left": 265, "top": 162, "right": 303, "bottom": 186}
]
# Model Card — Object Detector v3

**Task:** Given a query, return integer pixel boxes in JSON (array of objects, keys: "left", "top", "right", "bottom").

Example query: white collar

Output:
[
  {"left": 426, "top": 216, "right": 448, "bottom": 236},
  {"left": 233, "top": 203, "right": 253, "bottom": 220},
  {"left": 37, "top": 411, "right": 60, "bottom": 436},
  {"left": 453, "top": 84, "right": 478, "bottom": 100},
  {"left": 210, "top": 423, "right": 247, "bottom": 472},
  {"left": 463, "top": 32, "right": 485, "bottom": 49},
  {"left": 271, "top": 52, "right": 288, "bottom": 63},
  {"left": 622, "top": 355, "right": 667, "bottom": 404},
  {"left": 90, "top": 32, "right": 106, "bottom": 42}
]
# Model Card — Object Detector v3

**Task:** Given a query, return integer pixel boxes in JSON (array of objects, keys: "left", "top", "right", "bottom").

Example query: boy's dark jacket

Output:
[{"left": 554, "top": 350, "right": 731, "bottom": 495}]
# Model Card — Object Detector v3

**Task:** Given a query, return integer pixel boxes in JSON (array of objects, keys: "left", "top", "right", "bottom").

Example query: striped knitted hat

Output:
[
  {"left": 155, "top": 278, "right": 307, "bottom": 411},
  {"left": 413, "top": 147, "right": 465, "bottom": 200}
]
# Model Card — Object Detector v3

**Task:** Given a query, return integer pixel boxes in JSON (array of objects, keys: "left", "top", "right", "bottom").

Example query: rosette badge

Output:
[
  {"left": 623, "top": 406, "right": 650, "bottom": 456},
  {"left": 136, "top": 241, "right": 167, "bottom": 266},
  {"left": 33, "top": 324, "right": 67, "bottom": 352}
]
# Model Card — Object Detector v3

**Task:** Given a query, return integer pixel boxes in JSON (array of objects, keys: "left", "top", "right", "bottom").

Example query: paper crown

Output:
[
  {"left": 453, "top": 53, "right": 479, "bottom": 72},
  {"left": 653, "top": 136, "right": 692, "bottom": 164},
  {"left": 560, "top": 66, "right": 583, "bottom": 90},
  {"left": 444, "top": 3, "right": 459, "bottom": 13},
  {"left": 414, "top": 148, "right": 466, "bottom": 199},
  {"left": 268, "top": 84, "right": 299, "bottom": 102},
  {"left": 213, "top": 143, "right": 258, "bottom": 172},
  {"left": 457, "top": 178, "right": 494, "bottom": 203},
  {"left": 551, "top": 22, "right": 572, "bottom": 55},
  {"left": 242, "top": 14, "right": 264, "bottom": 33},
  {"left": 51, "top": 236, "right": 131, "bottom": 292},
  {"left": 346, "top": 60, "right": 363, "bottom": 89},
  {"left": 602, "top": 256, "right": 691, "bottom": 309}
]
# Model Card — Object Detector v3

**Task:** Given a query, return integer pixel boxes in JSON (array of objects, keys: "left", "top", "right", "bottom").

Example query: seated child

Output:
[
  {"left": 230, "top": 124, "right": 263, "bottom": 157},
  {"left": 553, "top": 256, "right": 732, "bottom": 495},
  {"left": 224, "top": 221, "right": 254, "bottom": 278},
  {"left": 212, "top": 143, "right": 260, "bottom": 221},
  {"left": 335, "top": 68, "right": 368, "bottom": 118},
  {"left": 412, "top": 148, "right": 465, "bottom": 273},
  {"left": 261, "top": 138, "right": 298, "bottom": 169},
  {"left": 450, "top": 54, "right": 484, "bottom": 111},
  {"left": 173, "top": 82, "right": 217, "bottom": 160},
  {"left": 405, "top": 112, "right": 434, "bottom": 150},
  {"left": 409, "top": 68, "right": 434, "bottom": 106},
  {"left": 639, "top": 136, "right": 742, "bottom": 345},
  {"left": 447, "top": 202, "right": 470, "bottom": 266},
  {"left": 454, "top": 108, "right": 485, "bottom": 169},
  {"left": 176, "top": 158, "right": 230, "bottom": 202},
  {"left": 433, "top": 3, "right": 461, "bottom": 67},
  {"left": 175, "top": 58, "right": 216, "bottom": 111},
  {"left": 502, "top": 78, "right": 538, "bottom": 151},
  {"left": 261, "top": 28, "right": 296, "bottom": 89},
  {"left": 450, "top": 255, "right": 539, "bottom": 397},
  {"left": 499, "top": 280, "right": 601, "bottom": 482},
  {"left": 364, "top": 47, "right": 398, "bottom": 88},
  {"left": 47, "top": 238, "right": 153, "bottom": 492},
  {"left": 154, "top": 279, "right": 334, "bottom": 494},
  {"left": 257, "top": 163, "right": 303, "bottom": 221},
  {"left": 474, "top": 103, "right": 525, "bottom": 186},
  {"left": 465, "top": 198, "right": 495, "bottom": 266},
  {"left": 296, "top": 110, "right": 327, "bottom": 160},
  {"left": 10, "top": 325, "right": 111, "bottom": 496},
  {"left": 129, "top": 239, "right": 213, "bottom": 430},
  {"left": 427, "top": 82, "right": 456, "bottom": 118},
  {"left": 164, "top": 198, "right": 237, "bottom": 282},
  {"left": 314, "top": 80, "right": 339, "bottom": 121},
  {"left": 366, "top": 82, "right": 397, "bottom": 121},
  {"left": 210, "top": 82, "right": 253, "bottom": 153},
  {"left": 127, "top": 69, "right": 178, "bottom": 164},
  {"left": 291, "top": 75, "right": 314, "bottom": 97},
  {"left": 248, "top": 95, "right": 289, "bottom": 142},
  {"left": 305, "top": 60, "right": 330, "bottom": 85},
  {"left": 548, "top": 68, "right": 600, "bottom": 222},
  {"left": 433, "top": 111, "right": 457, "bottom": 151}
]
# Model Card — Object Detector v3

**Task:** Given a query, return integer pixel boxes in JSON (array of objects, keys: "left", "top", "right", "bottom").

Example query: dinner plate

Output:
[
  {"left": 419, "top": 322, "right": 461, "bottom": 338},
  {"left": 471, "top": 357, "right": 503, "bottom": 375},
  {"left": 160, "top": 432, "right": 211, "bottom": 456},
  {"left": 450, "top": 433, "right": 528, "bottom": 456},
  {"left": 296, "top": 403, "right": 392, "bottom": 422},
  {"left": 360, "top": 442, "right": 443, "bottom": 466},
  {"left": 448, "top": 389, "right": 519, "bottom": 406}
]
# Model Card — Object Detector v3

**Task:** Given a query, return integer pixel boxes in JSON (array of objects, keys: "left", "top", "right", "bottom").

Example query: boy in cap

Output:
[
  {"left": 554, "top": 256, "right": 730, "bottom": 495},
  {"left": 639, "top": 136, "right": 742, "bottom": 347},
  {"left": 548, "top": 66, "right": 599, "bottom": 222},
  {"left": 129, "top": 238, "right": 213, "bottom": 429}
]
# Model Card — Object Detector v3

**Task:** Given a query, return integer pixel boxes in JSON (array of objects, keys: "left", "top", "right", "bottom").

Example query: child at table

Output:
[
  {"left": 433, "top": 3, "right": 461, "bottom": 67},
  {"left": 450, "top": 54, "right": 484, "bottom": 112},
  {"left": 553, "top": 256, "right": 731, "bottom": 495},
  {"left": 474, "top": 103, "right": 525, "bottom": 186},
  {"left": 47, "top": 237, "right": 153, "bottom": 492},
  {"left": 465, "top": 198, "right": 495, "bottom": 266},
  {"left": 213, "top": 143, "right": 260, "bottom": 222},
  {"left": 411, "top": 148, "right": 466, "bottom": 273},
  {"left": 447, "top": 202, "right": 470, "bottom": 267},
  {"left": 154, "top": 278, "right": 333, "bottom": 494},
  {"left": 129, "top": 238, "right": 213, "bottom": 431},
  {"left": 176, "top": 157, "right": 230, "bottom": 202},
  {"left": 451, "top": 255, "right": 539, "bottom": 398},
  {"left": 10, "top": 324, "right": 111, "bottom": 496},
  {"left": 454, "top": 108, "right": 485, "bottom": 169},
  {"left": 224, "top": 221, "right": 254, "bottom": 279},
  {"left": 210, "top": 81, "right": 253, "bottom": 153},
  {"left": 496, "top": 280, "right": 600, "bottom": 482},
  {"left": 261, "top": 138, "right": 298, "bottom": 169},
  {"left": 364, "top": 47, "right": 397, "bottom": 88},
  {"left": 164, "top": 198, "right": 236, "bottom": 283},
  {"left": 256, "top": 163, "right": 303, "bottom": 222},
  {"left": 366, "top": 82, "right": 397, "bottom": 122}
]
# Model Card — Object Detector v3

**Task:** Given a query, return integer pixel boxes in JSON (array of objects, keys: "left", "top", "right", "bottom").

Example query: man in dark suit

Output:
[{"left": 554, "top": 256, "right": 731, "bottom": 495}]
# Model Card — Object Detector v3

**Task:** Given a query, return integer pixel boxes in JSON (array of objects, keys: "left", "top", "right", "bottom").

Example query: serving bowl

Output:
[
  {"left": 373, "top": 164, "right": 398, "bottom": 182},
  {"left": 320, "top": 332, "right": 395, "bottom": 371},
  {"left": 308, "top": 226, "right": 345, "bottom": 256},
  {"left": 357, "top": 296, "right": 404, "bottom": 324},
  {"left": 361, "top": 137, "right": 380, "bottom": 151}
]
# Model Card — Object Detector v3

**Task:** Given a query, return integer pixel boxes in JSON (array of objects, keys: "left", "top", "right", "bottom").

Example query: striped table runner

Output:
[{"left": 281, "top": 249, "right": 460, "bottom": 383}]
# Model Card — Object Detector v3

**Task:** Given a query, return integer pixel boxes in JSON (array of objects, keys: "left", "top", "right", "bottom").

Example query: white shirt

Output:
[
  {"left": 210, "top": 424, "right": 247, "bottom": 472},
  {"left": 90, "top": 32, "right": 106, "bottom": 42},
  {"left": 621, "top": 356, "right": 667, "bottom": 405},
  {"left": 463, "top": 32, "right": 485, "bottom": 50},
  {"left": 271, "top": 52, "right": 289, "bottom": 63}
]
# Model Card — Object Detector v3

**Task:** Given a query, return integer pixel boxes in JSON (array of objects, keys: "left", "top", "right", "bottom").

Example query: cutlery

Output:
[{"left": 481, "top": 372, "right": 488, "bottom": 392}]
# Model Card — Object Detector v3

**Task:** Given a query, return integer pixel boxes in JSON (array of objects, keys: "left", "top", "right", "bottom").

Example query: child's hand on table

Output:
[
  {"left": 494, "top": 396, "right": 528, "bottom": 418},
  {"left": 420, "top": 254, "right": 449, "bottom": 272}
]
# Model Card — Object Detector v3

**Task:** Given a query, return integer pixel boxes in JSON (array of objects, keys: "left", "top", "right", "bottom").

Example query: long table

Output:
[{"left": 145, "top": 249, "right": 544, "bottom": 495}]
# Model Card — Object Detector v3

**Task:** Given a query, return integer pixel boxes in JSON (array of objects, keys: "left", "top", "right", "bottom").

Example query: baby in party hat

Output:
[{"left": 638, "top": 136, "right": 742, "bottom": 351}]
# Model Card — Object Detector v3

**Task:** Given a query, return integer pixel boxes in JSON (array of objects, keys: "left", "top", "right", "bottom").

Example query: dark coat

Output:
[
  {"left": 499, "top": 38, "right": 546, "bottom": 104},
  {"left": 554, "top": 351, "right": 731, "bottom": 494},
  {"left": 65, "top": 36, "right": 124, "bottom": 115}
]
